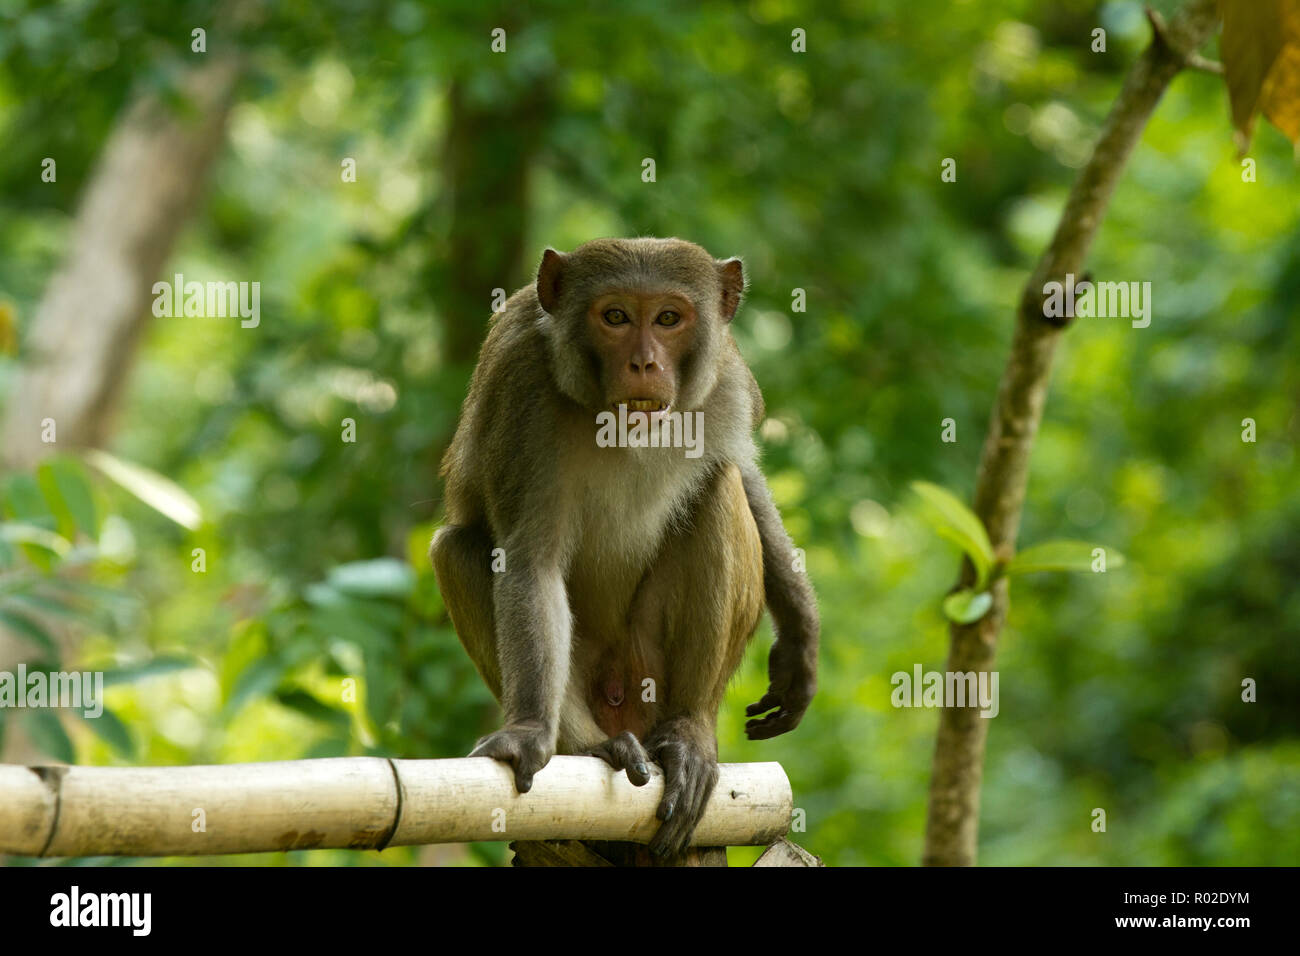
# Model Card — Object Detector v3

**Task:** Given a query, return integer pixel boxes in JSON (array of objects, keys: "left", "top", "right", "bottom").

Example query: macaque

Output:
[{"left": 432, "top": 237, "right": 819, "bottom": 856}]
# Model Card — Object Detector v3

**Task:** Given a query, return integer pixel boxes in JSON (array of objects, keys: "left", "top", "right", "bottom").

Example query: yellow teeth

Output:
[{"left": 620, "top": 400, "right": 667, "bottom": 413}]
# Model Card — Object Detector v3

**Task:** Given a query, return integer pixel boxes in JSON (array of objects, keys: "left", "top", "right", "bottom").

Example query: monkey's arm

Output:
[
  {"left": 434, "top": 326, "right": 574, "bottom": 794},
  {"left": 461, "top": 545, "right": 571, "bottom": 794},
  {"left": 740, "top": 463, "right": 819, "bottom": 739}
]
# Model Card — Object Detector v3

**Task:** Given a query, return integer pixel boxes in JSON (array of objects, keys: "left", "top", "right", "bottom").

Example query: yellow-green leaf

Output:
[
  {"left": 1007, "top": 539, "right": 1125, "bottom": 575},
  {"left": 942, "top": 588, "right": 993, "bottom": 624},
  {"left": 911, "top": 481, "right": 995, "bottom": 588}
]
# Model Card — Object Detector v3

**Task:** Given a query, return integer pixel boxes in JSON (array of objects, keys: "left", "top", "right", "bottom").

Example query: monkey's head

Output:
[{"left": 536, "top": 237, "right": 745, "bottom": 417}]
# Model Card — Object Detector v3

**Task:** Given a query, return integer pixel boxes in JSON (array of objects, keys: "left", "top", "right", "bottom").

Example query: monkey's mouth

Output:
[{"left": 614, "top": 399, "right": 671, "bottom": 414}]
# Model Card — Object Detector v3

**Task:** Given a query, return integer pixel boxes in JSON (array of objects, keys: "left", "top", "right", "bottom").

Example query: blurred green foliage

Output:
[{"left": 0, "top": 0, "right": 1296, "bottom": 866}]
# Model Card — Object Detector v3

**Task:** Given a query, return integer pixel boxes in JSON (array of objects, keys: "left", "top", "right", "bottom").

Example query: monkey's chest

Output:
[
  {"left": 567, "top": 449, "right": 703, "bottom": 577},
  {"left": 563, "top": 451, "right": 702, "bottom": 637},
  {"left": 565, "top": 498, "right": 673, "bottom": 635}
]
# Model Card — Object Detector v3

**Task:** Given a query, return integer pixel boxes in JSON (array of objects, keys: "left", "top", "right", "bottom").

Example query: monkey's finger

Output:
[
  {"left": 469, "top": 734, "right": 538, "bottom": 793},
  {"left": 650, "top": 779, "right": 694, "bottom": 856},
  {"left": 649, "top": 762, "right": 713, "bottom": 857},
  {"left": 468, "top": 731, "right": 518, "bottom": 762},
  {"left": 468, "top": 739, "right": 504, "bottom": 760},
  {"left": 745, "top": 692, "right": 781, "bottom": 717},
  {"left": 745, "top": 708, "right": 804, "bottom": 740},
  {"left": 649, "top": 810, "right": 691, "bottom": 857},
  {"left": 654, "top": 742, "right": 689, "bottom": 823},
  {"left": 513, "top": 764, "right": 536, "bottom": 794},
  {"left": 586, "top": 731, "right": 651, "bottom": 787}
]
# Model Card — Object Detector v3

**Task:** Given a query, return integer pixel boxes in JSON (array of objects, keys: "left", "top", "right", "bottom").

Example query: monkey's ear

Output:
[
  {"left": 718, "top": 257, "right": 745, "bottom": 322},
  {"left": 537, "top": 248, "right": 567, "bottom": 314}
]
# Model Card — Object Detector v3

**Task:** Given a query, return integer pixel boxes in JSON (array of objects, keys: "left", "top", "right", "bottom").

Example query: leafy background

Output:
[{"left": 0, "top": 0, "right": 1296, "bottom": 866}]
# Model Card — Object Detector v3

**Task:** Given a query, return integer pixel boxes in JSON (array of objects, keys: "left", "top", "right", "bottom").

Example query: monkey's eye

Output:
[
  {"left": 603, "top": 308, "right": 629, "bottom": 326},
  {"left": 656, "top": 310, "right": 681, "bottom": 327}
]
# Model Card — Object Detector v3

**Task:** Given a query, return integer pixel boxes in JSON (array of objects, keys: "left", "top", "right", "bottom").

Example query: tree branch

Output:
[{"left": 921, "top": 0, "right": 1221, "bottom": 867}]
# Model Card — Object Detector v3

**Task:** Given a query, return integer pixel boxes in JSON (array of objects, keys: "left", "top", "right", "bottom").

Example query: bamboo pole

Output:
[{"left": 0, "top": 757, "right": 792, "bottom": 858}]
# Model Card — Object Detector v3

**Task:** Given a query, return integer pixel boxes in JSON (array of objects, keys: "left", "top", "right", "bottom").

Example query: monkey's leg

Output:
[
  {"left": 636, "top": 463, "right": 765, "bottom": 857},
  {"left": 430, "top": 523, "right": 501, "bottom": 699}
]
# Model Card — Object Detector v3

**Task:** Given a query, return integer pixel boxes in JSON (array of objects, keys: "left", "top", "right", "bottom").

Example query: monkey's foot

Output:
[
  {"left": 469, "top": 721, "right": 555, "bottom": 794},
  {"left": 585, "top": 731, "right": 652, "bottom": 787},
  {"left": 643, "top": 719, "right": 720, "bottom": 858}
]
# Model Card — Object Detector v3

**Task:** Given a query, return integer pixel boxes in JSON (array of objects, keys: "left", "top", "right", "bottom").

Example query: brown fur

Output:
[{"left": 431, "top": 238, "right": 817, "bottom": 855}]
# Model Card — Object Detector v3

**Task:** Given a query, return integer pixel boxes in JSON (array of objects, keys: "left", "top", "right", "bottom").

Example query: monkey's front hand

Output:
[
  {"left": 643, "top": 718, "right": 720, "bottom": 857},
  {"left": 745, "top": 638, "right": 817, "bottom": 740},
  {"left": 469, "top": 720, "right": 555, "bottom": 794}
]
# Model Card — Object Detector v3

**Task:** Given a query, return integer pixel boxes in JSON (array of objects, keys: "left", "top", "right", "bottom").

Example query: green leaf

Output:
[
  {"left": 911, "top": 481, "right": 995, "bottom": 587},
  {"left": 4, "top": 590, "right": 90, "bottom": 624},
  {"left": 326, "top": 558, "right": 416, "bottom": 599},
  {"left": 101, "top": 656, "right": 201, "bottom": 686},
  {"left": 362, "top": 641, "right": 399, "bottom": 729},
  {"left": 276, "top": 689, "right": 351, "bottom": 732},
  {"left": 3, "top": 474, "right": 54, "bottom": 527},
  {"left": 25, "top": 710, "right": 75, "bottom": 764},
  {"left": 942, "top": 588, "right": 993, "bottom": 624},
  {"left": 223, "top": 657, "right": 287, "bottom": 718},
  {"left": 1007, "top": 540, "right": 1126, "bottom": 575},
  {"left": 0, "top": 522, "right": 71, "bottom": 557},
  {"left": 0, "top": 608, "right": 57, "bottom": 655},
  {"left": 302, "top": 737, "right": 350, "bottom": 759},
  {"left": 39, "top": 458, "right": 98, "bottom": 539},
  {"left": 79, "top": 706, "right": 134, "bottom": 758},
  {"left": 83, "top": 449, "right": 201, "bottom": 530}
]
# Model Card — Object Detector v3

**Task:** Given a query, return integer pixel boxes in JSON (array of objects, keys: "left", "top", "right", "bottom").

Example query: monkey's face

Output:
[
  {"left": 586, "top": 288, "right": 695, "bottom": 420},
  {"left": 537, "top": 238, "right": 745, "bottom": 415}
]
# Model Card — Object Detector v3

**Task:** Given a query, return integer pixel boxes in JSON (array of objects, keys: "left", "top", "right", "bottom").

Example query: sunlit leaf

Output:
[
  {"left": 327, "top": 558, "right": 416, "bottom": 598},
  {"left": 0, "top": 522, "right": 71, "bottom": 557},
  {"left": 83, "top": 449, "right": 201, "bottom": 530}
]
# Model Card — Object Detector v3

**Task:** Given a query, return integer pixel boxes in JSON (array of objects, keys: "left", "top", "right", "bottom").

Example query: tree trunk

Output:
[
  {"left": 0, "top": 56, "right": 241, "bottom": 767},
  {"left": 436, "top": 77, "right": 552, "bottom": 367},
  {"left": 0, "top": 55, "right": 241, "bottom": 469},
  {"left": 922, "top": 0, "right": 1221, "bottom": 867}
]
